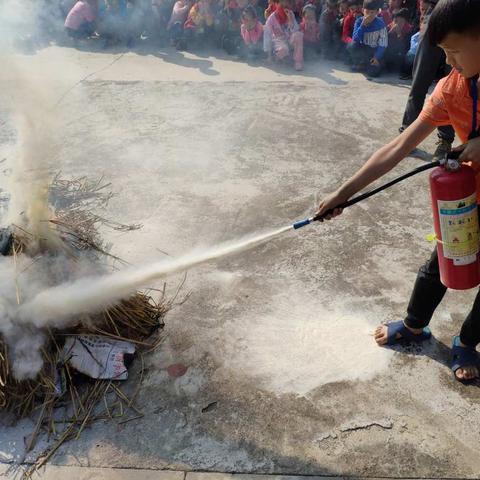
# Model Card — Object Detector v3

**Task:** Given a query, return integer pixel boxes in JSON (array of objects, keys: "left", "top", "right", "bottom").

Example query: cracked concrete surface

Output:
[{"left": 1, "top": 46, "right": 480, "bottom": 478}]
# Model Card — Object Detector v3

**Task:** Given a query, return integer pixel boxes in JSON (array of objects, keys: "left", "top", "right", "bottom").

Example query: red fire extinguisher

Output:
[{"left": 430, "top": 153, "right": 480, "bottom": 290}]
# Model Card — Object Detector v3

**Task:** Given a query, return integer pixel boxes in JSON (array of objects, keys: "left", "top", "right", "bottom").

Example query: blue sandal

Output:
[
  {"left": 385, "top": 321, "right": 432, "bottom": 345},
  {"left": 451, "top": 336, "right": 480, "bottom": 384}
]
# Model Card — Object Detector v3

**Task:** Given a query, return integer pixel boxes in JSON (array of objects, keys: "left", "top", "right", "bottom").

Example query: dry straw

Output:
[{"left": 0, "top": 176, "right": 170, "bottom": 478}]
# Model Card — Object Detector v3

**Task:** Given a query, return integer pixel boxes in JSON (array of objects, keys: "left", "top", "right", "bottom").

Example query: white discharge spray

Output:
[{"left": 17, "top": 225, "right": 293, "bottom": 326}]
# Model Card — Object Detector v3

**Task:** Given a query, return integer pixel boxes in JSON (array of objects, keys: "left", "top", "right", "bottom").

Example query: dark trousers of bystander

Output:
[
  {"left": 404, "top": 247, "right": 480, "bottom": 347},
  {"left": 304, "top": 40, "right": 321, "bottom": 59},
  {"left": 400, "top": 51, "right": 415, "bottom": 78},
  {"left": 347, "top": 42, "right": 382, "bottom": 77},
  {"left": 319, "top": 23, "right": 342, "bottom": 58},
  {"left": 384, "top": 35, "right": 409, "bottom": 72},
  {"left": 168, "top": 22, "right": 184, "bottom": 43},
  {"left": 65, "top": 22, "right": 95, "bottom": 39},
  {"left": 400, "top": 32, "right": 455, "bottom": 143},
  {"left": 184, "top": 25, "right": 216, "bottom": 48}
]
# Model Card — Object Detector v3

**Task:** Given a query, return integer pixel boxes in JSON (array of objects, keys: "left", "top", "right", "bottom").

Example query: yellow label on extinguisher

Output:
[{"left": 437, "top": 193, "right": 480, "bottom": 262}]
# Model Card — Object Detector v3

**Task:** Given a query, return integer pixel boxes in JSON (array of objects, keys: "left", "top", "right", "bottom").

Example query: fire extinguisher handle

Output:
[{"left": 446, "top": 150, "right": 462, "bottom": 160}]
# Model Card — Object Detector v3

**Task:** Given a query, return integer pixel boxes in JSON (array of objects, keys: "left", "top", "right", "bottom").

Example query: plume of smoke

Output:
[
  {"left": 0, "top": 2, "right": 92, "bottom": 378},
  {"left": 0, "top": 0, "right": 67, "bottom": 54},
  {"left": 6, "top": 87, "right": 62, "bottom": 253},
  {"left": 0, "top": 0, "right": 41, "bottom": 53}
]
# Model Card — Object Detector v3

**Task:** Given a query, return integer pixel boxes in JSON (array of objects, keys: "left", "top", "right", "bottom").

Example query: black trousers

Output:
[
  {"left": 347, "top": 43, "right": 382, "bottom": 77},
  {"left": 400, "top": 30, "right": 455, "bottom": 144},
  {"left": 404, "top": 248, "right": 480, "bottom": 347}
]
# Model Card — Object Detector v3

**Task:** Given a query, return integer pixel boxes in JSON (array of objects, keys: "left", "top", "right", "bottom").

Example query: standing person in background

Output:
[
  {"left": 399, "top": 0, "right": 454, "bottom": 160},
  {"left": 264, "top": 0, "right": 304, "bottom": 70},
  {"left": 347, "top": 0, "right": 388, "bottom": 77}
]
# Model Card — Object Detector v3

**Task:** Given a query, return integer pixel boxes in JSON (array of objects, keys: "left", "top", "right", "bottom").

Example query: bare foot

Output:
[
  {"left": 373, "top": 322, "right": 424, "bottom": 346},
  {"left": 454, "top": 340, "right": 480, "bottom": 381}
]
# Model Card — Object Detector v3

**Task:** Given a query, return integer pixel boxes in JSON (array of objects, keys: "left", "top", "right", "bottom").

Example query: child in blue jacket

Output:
[{"left": 347, "top": 0, "right": 388, "bottom": 76}]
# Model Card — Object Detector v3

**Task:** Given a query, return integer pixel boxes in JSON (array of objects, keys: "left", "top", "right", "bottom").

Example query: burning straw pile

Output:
[{"left": 0, "top": 175, "right": 169, "bottom": 476}]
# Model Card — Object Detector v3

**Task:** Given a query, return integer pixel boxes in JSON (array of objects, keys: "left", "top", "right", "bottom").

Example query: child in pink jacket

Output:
[
  {"left": 264, "top": 0, "right": 304, "bottom": 70},
  {"left": 64, "top": 0, "right": 97, "bottom": 39},
  {"left": 240, "top": 5, "right": 264, "bottom": 58}
]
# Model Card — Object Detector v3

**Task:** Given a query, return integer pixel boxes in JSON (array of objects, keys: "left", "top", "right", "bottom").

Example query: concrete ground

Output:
[{"left": 1, "top": 44, "right": 480, "bottom": 479}]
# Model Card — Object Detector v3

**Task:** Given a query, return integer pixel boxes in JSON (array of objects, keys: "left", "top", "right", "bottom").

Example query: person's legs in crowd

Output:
[
  {"left": 303, "top": 41, "right": 320, "bottom": 59},
  {"left": 222, "top": 31, "right": 241, "bottom": 54},
  {"left": 337, "top": 42, "right": 348, "bottom": 62},
  {"left": 65, "top": 26, "right": 83, "bottom": 41},
  {"left": 385, "top": 37, "right": 407, "bottom": 73},
  {"left": 239, "top": 42, "right": 263, "bottom": 59},
  {"left": 399, "top": 50, "right": 415, "bottom": 79},
  {"left": 204, "top": 24, "right": 216, "bottom": 47},
  {"left": 183, "top": 26, "right": 197, "bottom": 49},
  {"left": 325, "top": 30, "right": 338, "bottom": 59},
  {"left": 78, "top": 20, "right": 95, "bottom": 37},
  {"left": 290, "top": 30, "right": 304, "bottom": 70},
  {"left": 169, "top": 21, "right": 184, "bottom": 46},
  {"left": 273, "top": 37, "right": 290, "bottom": 61},
  {"left": 347, "top": 42, "right": 371, "bottom": 70}
]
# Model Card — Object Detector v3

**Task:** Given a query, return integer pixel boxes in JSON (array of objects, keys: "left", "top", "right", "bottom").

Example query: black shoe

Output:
[{"left": 176, "top": 39, "right": 187, "bottom": 51}]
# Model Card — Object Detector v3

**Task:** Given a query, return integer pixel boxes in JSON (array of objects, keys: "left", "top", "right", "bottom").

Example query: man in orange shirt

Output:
[{"left": 317, "top": 0, "right": 480, "bottom": 383}]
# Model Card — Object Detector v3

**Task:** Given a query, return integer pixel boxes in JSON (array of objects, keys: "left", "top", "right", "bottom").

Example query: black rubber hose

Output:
[{"left": 313, "top": 160, "right": 441, "bottom": 222}]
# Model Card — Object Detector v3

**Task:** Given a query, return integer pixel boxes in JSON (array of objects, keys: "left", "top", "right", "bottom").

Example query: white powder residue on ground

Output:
[{"left": 221, "top": 296, "right": 394, "bottom": 396}]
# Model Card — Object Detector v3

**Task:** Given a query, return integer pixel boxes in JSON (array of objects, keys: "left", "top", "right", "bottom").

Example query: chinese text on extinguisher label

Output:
[{"left": 437, "top": 193, "right": 480, "bottom": 263}]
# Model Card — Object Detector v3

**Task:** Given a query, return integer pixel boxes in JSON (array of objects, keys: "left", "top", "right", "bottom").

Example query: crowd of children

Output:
[{"left": 54, "top": 0, "right": 432, "bottom": 75}]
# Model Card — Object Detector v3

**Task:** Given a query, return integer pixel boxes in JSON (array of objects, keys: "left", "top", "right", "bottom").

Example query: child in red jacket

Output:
[{"left": 342, "top": 0, "right": 362, "bottom": 44}]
